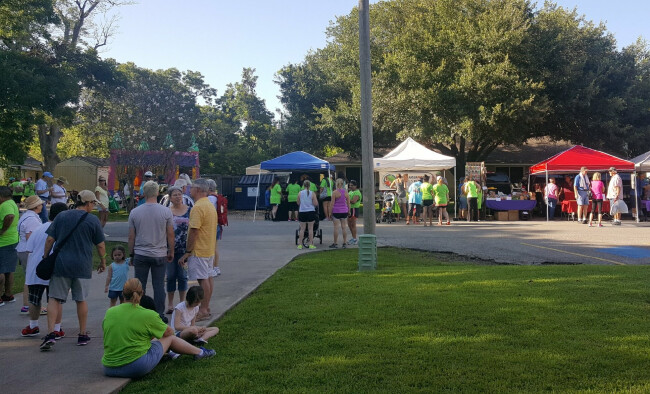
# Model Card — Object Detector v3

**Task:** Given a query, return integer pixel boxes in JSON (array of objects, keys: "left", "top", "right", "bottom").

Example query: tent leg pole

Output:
[
  {"left": 635, "top": 172, "right": 640, "bottom": 223},
  {"left": 454, "top": 167, "right": 457, "bottom": 219},
  {"left": 253, "top": 171, "right": 261, "bottom": 222},
  {"left": 545, "top": 170, "right": 549, "bottom": 222}
]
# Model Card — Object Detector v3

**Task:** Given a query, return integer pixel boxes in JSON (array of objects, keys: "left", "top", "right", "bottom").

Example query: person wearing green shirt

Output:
[
  {"left": 320, "top": 174, "right": 333, "bottom": 220},
  {"left": 0, "top": 186, "right": 19, "bottom": 305},
  {"left": 420, "top": 175, "right": 435, "bottom": 227},
  {"left": 22, "top": 178, "right": 35, "bottom": 198},
  {"left": 10, "top": 178, "right": 24, "bottom": 205},
  {"left": 102, "top": 278, "right": 214, "bottom": 378},
  {"left": 465, "top": 178, "right": 479, "bottom": 222},
  {"left": 269, "top": 178, "right": 282, "bottom": 220},
  {"left": 433, "top": 176, "right": 450, "bottom": 226},
  {"left": 346, "top": 180, "right": 362, "bottom": 245},
  {"left": 286, "top": 179, "right": 301, "bottom": 222}
]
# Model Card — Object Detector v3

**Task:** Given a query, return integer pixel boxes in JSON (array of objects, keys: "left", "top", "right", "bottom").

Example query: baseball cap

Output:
[
  {"left": 43, "top": 172, "right": 53, "bottom": 178},
  {"left": 144, "top": 171, "right": 153, "bottom": 177},
  {"left": 57, "top": 176, "right": 68, "bottom": 184},
  {"left": 78, "top": 190, "right": 99, "bottom": 204},
  {"left": 608, "top": 167, "right": 617, "bottom": 172}
]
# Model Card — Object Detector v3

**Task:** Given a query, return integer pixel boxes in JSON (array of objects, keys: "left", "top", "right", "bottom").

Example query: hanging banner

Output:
[{"left": 378, "top": 171, "right": 438, "bottom": 191}]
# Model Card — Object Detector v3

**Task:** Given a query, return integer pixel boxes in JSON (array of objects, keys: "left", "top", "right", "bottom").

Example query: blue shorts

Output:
[
  {"left": 108, "top": 290, "right": 123, "bottom": 300},
  {"left": 459, "top": 196, "right": 468, "bottom": 209},
  {"left": 216, "top": 225, "right": 223, "bottom": 241},
  {"left": 104, "top": 340, "right": 164, "bottom": 378},
  {"left": 576, "top": 190, "right": 589, "bottom": 206}
]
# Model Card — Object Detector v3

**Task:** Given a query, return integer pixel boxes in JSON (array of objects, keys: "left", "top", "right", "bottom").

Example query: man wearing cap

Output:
[
  {"left": 35, "top": 172, "right": 53, "bottom": 223},
  {"left": 50, "top": 177, "right": 68, "bottom": 205},
  {"left": 607, "top": 167, "right": 624, "bottom": 225},
  {"left": 10, "top": 177, "right": 24, "bottom": 205},
  {"left": 573, "top": 167, "right": 591, "bottom": 224},
  {"left": 140, "top": 171, "right": 154, "bottom": 196},
  {"left": 16, "top": 195, "right": 45, "bottom": 314},
  {"left": 40, "top": 190, "right": 105, "bottom": 350}
]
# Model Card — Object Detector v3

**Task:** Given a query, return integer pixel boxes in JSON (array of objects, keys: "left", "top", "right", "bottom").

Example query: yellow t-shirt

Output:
[{"left": 189, "top": 197, "right": 218, "bottom": 258}]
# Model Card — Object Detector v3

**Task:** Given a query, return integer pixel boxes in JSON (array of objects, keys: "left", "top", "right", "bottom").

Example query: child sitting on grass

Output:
[
  {"left": 104, "top": 245, "right": 130, "bottom": 307},
  {"left": 172, "top": 286, "right": 220, "bottom": 345}
]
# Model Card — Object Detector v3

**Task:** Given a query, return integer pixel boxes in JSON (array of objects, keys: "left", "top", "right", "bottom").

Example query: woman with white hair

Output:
[{"left": 158, "top": 178, "right": 194, "bottom": 208}]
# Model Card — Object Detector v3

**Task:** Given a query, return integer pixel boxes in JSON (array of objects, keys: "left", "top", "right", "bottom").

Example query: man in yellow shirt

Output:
[{"left": 179, "top": 179, "right": 217, "bottom": 321}]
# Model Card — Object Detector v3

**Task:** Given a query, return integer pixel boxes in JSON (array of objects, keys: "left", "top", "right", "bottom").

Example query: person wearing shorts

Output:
[
  {"left": 103, "top": 279, "right": 214, "bottom": 378},
  {"left": 407, "top": 178, "right": 423, "bottom": 225},
  {"left": 389, "top": 174, "right": 407, "bottom": 221},
  {"left": 286, "top": 180, "right": 301, "bottom": 221},
  {"left": 297, "top": 180, "right": 318, "bottom": 249},
  {"left": 41, "top": 190, "right": 105, "bottom": 350},
  {"left": 179, "top": 179, "right": 217, "bottom": 321},
  {"left": 320, "top": 175, "right": 333, "bottom": 220},
  {"left": 573, "top": 167, "right": 591, "bottom": 223},
  {"left": 347, "top": 181, "right": 362, "bottom": 245},
  {"left": 420, "top": 175, "right": 435, "bottom": 227},
  {"left": 329, "top": 178, "right": 350, "bottom": 248},
  {"left": 589, "top": 172, "right": 605, "bottom": 227},
  {"left": 433, "top": 177, "right": 450, "bottom": 225}
]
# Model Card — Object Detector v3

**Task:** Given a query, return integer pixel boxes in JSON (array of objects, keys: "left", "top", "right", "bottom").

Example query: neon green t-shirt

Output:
[
  {"left": 432, "top": 183, "right": 449, "bottom": 205},
  {"left": 466, "top": 181, "right": 478, "bottom": 198},
  {"left": 309, "top": 182, "right": 318, "bottom": 193},
  {"left": 320, "top": 178, "right": 332, "bottom": 197},
  {"left": 23, "top": 182, "right": 35, "bottom": 197},
  {"left": 349, "top": 190, "right": 362, "bottom": 208},
  {"left": 270, "top": 184, "right": 282, "bottom": 204},
  {"left": 286, "top": 184, "right": 301, "bottom": 202},
  {"left": 11, "top": 181, "right": 23, "bottom": 196},
  {"left": 420, "top": 182, "right": 434, "bottom": 201},
  {"left": 102, "top": 303, "right": 168, "bottom": 367},
  {"left": 0, "top": 200, "right": 19, "bottom": 247}
]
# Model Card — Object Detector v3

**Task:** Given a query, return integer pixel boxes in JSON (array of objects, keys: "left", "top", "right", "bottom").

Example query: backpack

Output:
[{"left": 216, "top": 194, "right": 228, "bottom": 226}]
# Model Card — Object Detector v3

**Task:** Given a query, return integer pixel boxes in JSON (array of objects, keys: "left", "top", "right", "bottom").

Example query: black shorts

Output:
[
  {"left": 349, "top": 208, "right": 359, "bottom": 219},
  {"left": 321, "top": 196, "right": 331, "bottom": 202},
  {"left": 28, "top": 284, "right": 49, "bottom": 307},
  {"left": 288, "top": 201, "right": 298, "bottom": 211},
  {"left": 591, "top": 199, "right": 603, "bottom": 213},
  {"left": 409, "top": 203, "right": 422, "bottom": 216},
  {"left": 299, "top": 211, "right": 317, "bottom": 223},
  {"left": 333, "top": 212, "right": 348, "bottom": 220},
  {"left": 422, "top": 199, "right": 434, "bottom": 207}
]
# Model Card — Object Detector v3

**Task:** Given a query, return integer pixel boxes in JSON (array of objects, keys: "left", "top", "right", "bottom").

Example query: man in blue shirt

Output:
[
  {"left": 407, "top": 178, "right": 423, "bottom": 225},
  {"left": 573, "top": 167, "right": 591, "bottom": 224}
]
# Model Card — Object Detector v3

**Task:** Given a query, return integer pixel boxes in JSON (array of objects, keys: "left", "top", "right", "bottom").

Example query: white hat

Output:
[{"left": 144, "top": 171, "right": 153, "bottom": 177}]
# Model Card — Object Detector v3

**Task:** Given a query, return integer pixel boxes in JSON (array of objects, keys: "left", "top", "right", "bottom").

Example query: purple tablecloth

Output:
[
  {"left": 485, "top": 199, "right": 537, "bottom": 211},
  {"left": 643, "top": 200, "right": 650, "bottom": 211}
]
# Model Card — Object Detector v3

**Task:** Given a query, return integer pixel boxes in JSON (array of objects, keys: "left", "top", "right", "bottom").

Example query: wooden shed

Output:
[{"left": 55, "top": 157, "right": 109, "bottom": 192}]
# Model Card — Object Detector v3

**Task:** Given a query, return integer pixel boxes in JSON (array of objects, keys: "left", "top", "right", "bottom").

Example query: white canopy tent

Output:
[
  {"left": 373, "top": 137, "right": 458, "bottom": 216},
  {"left": 632, "top": 151, "right": 650, "bottom": 172}
]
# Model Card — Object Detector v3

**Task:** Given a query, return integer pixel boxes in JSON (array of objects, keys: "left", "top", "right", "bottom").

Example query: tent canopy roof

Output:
[
  {"left": 260, "top": 151, "right": 334, "bottom": 171},
  {"left": 373, "top": 137, "right": 456, "bottom": 171},
  {"left": 529, "top": 145, "right": 635, "bottom": 175},
  {"left": 631, "top": 151, "right": 650, "bottom": 171}
]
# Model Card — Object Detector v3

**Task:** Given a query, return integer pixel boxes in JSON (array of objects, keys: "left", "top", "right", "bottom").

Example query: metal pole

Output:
[
  {"left": 545, "top": 168, "right": 549, "bottom": 222},
  {"left": 253, "top": 171, "right": 261, "bottom": 222},
  {"left": 359, "top": 0, "right": 375, "bottom": 235}
]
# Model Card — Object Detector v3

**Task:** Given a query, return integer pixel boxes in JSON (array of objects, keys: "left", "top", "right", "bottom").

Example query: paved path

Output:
[{"left": 1, "top": 216, "right": 648, "bottom": 393}]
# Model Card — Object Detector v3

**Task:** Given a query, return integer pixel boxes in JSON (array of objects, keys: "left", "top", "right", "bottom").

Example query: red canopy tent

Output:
[
  {"left": 529, "top": 145, "right": 634, "bottom": 175},
  {"left": 529, "top": 145, "right": 635, "bottom": 221}
]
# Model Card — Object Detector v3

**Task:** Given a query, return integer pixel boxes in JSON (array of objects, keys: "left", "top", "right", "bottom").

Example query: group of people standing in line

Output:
[
  {"left": 390, "top": 173, "right": 456, "bottom": 226},
  {"left": 543, "top": 166, "right": 628, "bottom": 226},
  {"left": 0, "top": 175, "right": 224, "bottom": 379}
]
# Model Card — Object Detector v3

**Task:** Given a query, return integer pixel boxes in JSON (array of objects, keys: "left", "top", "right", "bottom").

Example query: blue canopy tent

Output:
[{"left": 254, "top": 151, "right": 335, "bottom": 221}]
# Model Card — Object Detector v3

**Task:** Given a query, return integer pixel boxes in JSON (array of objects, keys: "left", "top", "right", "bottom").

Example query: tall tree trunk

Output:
[{"left": 38, "top": 124, "right": 62, "bottom": 172}]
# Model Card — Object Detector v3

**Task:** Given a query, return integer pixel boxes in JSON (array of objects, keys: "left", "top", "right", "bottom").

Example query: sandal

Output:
[
  {"left": 165, "top": 309, "right": 174, "bottom": 315},
  {"left": 329, "top": 243, "right": 338, "bottom": 249},
  {"left": 196, "top": 313, "right": 212, "bottom": 322}
]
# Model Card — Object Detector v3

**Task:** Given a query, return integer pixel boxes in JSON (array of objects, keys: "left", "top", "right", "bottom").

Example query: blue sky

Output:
[{"left": 102, "top": 0, "right": 650, "bottom": 116}]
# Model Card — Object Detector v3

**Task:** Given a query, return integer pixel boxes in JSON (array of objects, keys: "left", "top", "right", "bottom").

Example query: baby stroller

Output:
[
  {"left": 295, "top": 208, "right": 323, "bottom": 247},
  {"left": 377, "top": 191, "right": 396, "bottom": 224}
]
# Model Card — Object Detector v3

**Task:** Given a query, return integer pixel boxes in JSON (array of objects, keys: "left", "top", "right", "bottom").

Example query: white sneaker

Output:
[
  {"left": 212, "top": 267, "right": 221, "bottom": 277},
  {"left": 167, "top": 350, "right": 180, "bottom": 360}
]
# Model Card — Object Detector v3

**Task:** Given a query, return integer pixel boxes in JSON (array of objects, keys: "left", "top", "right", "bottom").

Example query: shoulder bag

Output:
[{"left": 36, "top": 212, "right": 89, "bottom": 280}]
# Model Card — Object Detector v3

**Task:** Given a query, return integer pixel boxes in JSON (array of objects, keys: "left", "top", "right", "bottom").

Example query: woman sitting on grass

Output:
[
  {"left": 172, "top": 286, "right": 220, "bottom": 345},
  {"left": 102, "top": 278, "right": 215, "bottom": 378}
]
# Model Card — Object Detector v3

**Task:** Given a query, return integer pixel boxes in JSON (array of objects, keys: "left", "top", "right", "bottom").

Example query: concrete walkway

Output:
[
  {"left": 1, "top": 216, "right": 648, "bottom": 393},
  {"left": 0, "top": 218, "right": 315, "bottom": 393}
]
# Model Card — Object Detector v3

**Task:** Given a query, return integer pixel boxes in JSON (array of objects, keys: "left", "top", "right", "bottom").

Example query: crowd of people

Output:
[{"left": 0, "top": 174, "right": 225, "bottom": 378}]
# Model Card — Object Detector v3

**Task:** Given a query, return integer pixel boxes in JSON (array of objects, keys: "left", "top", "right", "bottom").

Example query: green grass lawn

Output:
[
  {"left": 124, "top": 248, "right": 650, "bottom": 393},
  {"left": 11, "top": 241, "right": 127, "bottom": 295}
]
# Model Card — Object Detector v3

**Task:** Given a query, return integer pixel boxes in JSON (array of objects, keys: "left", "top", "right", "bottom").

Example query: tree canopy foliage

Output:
[{"left": 277, "top": 0, "right": 650, "bottom": 170}]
